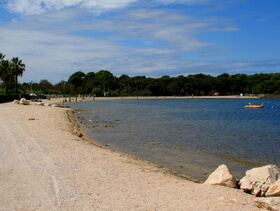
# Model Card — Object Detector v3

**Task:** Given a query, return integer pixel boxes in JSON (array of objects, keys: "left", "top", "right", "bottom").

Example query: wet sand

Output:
[{"left": 0, "top": 99, "right": 262, "bottom": 210}]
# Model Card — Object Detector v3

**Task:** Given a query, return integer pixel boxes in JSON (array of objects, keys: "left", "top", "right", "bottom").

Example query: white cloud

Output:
[
  {"left": 154, "top": 0, "right": 212, "bottom": 4},
  {"left": 5, "top": 0, "right": 221, "bottom": 15},
  {"left": 0, "top": 9, "right": 211, "bottom": 82},
  {"left": 6, "top": 0, "right": 138, "bottom": 15},
  {"left": 0, "top": 8, "right": 230, "bottom": 82},
  {"left": 81, "top": 0, "right": 137, "bottom": 10},
  {"left": 88, "top": 9, "right": 213, "bottom": 52},
  {"left": 7, "top": 0, "right": 45, "bottom": 15},
  {"left": 2, "top": 4, "right": 277, "bottom": 84}
]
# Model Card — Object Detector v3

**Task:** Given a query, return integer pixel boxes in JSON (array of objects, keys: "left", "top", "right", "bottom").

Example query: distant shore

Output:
[
  {"left": 56, "top": 95, "right": 260, "bottom": 104},
  {"left": 94, "top": 95, "right": 259, "bottom": 100}
]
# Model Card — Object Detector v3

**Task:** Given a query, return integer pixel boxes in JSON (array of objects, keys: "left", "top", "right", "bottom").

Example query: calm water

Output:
[{"left": 67, "top": 99, "right": 280, "bottom": 181}]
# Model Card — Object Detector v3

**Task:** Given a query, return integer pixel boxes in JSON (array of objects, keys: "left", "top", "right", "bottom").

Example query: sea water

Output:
[{"left": 67, "top": 98, "right": 280, "bottom": 181}]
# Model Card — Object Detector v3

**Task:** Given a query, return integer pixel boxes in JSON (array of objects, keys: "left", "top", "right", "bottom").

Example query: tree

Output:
[
  {"left": 230, "top": 74, "right": 249, "bottom": 94},
  {"left": 94, "top": 70, "right": 117, "bottom": 93},
  {"left": 0, "top": 53, "right": 5, "bottom": 81},
  {"left": 0, "top": 53, "right": 4, "bottom": 61},
  {"left": 68, "top": 71, "right": 86, "bottom": 86},
  {"left": 39, "top": 79, "right": 53, "bottom": 93},
  {"left": 84, "top": 72, "right": 96, "bottom": 93},
  {"left": 132, "top": 76, "right": 146, "bottom": 96},
  {"left": 118, "top": 74, "right": 132, "bottom": 96},
  {"left": 159, "top": 75, "right": 171, "bottom": 96},
  {"left": 10, "top": 57, "right": 26, "bottom": 93},
  {"left": 0, "top": 53, "right": 12, "bottom": 94},
  {"left": 68, "top": 71, "right": 86, "bottom": 94},
  {"left": 215, "top": 73, "right": 231, "bottom": 95},
  {"left": 95, "top": 70, "right": 114, "bottom": 82}
]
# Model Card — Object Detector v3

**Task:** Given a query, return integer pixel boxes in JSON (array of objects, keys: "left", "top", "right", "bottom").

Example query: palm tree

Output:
[
  {"left": 10, "top": 57, "right": 25, "bottom": 93},
  {"left": 0, "top": 53, "right": 12, "bottom": 94},
  {"left": 0, "top": 53, "right": 4, "bottom": 60}
]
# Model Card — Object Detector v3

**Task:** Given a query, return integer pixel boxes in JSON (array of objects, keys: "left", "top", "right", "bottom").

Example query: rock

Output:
[
  {"left": 203, "top": 164, "right": 237, "bottom": 188},
  {"left": 266, "top": 180, "right": 280, "bottom": 197},
  {"left": 44, "top": 103, "right": 51, "bottom": 106},
  {"left": 239, "top": 165, "right": 280, "bottom": 196},
  {"left": 19, "top": 98, "right": 28, "bottom": 105},
  {"left": 52, "top": 104, "right": 59, "bottom": 107},
  {"left": 36, "top": 102, "right": 44, "bottom": 106},
  {"left": 13, "top": 100, "right": 19, "bottom": 104},
  {"left": 254, "top": 197, "right": 280, "bottom": 211}
]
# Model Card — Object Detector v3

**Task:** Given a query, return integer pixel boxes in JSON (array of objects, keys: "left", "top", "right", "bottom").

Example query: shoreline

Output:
[
  {"left": 67, "top": 109, "right": 202, "bottom": 183},
  {"left": 94, "top": 95, "right": 259, "bottom": 100},
  {"left": 0, "top": 100, "right": 262, "bottom": 210},
  {"left": 72, "top": 95, "right": 260, "bottom": 101},
  {"left": 65, "top": 96, "right": 267, "bottom": 181},
  {"left": 46, "top": 95, "right": 260, "bottom": 105}
]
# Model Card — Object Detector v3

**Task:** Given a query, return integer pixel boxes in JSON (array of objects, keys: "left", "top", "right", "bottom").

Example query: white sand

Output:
[{"left": 0, "top": 100, "right": 263, "bottom": 210}]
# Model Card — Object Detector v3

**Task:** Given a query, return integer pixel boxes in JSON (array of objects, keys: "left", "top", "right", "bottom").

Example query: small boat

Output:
[{"left": 244, "top": 103, "right": 264, "bottom": 108}]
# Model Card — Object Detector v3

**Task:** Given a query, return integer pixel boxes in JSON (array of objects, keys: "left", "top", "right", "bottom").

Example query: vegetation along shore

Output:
[{"left": 1, "top": 52, "right": 280, "bottom": 99}]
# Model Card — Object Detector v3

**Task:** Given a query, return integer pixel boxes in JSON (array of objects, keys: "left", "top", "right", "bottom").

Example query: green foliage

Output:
[
  {"left": 0, "top": 53, "right": 26, "bottom": 94},
  {"left": 62, "top": 71, "right": 279, "bottom": 96},
  {"left": 10, "top": 57, "right": 25, "bottom": 93},
  {"left": 68, "top": 71, "right": 86, "bottom": 86},
  {"left": 1, "top": 54, "right": 279, "bottom": 97}
]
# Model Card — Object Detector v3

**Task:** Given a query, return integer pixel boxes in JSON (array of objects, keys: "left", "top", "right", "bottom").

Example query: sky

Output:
[{"left": 0, "top": 0, "right": 280, "bottom": 84}]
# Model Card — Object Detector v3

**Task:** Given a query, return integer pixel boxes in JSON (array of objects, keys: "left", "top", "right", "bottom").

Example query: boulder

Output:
[
  {"left": 239, "top": 165, "right": 280, "bottom": 196},
  {"left": 266, "top": 180, "right": 280, "bottom": 197},
  {"left": 36, "top": 102, "right": 44, "bottom": 106},
  {"left": 254, "top": 197, "right": 280, "bottom": 211},
  {"left": 19, "top": 98, "right": 28, "bottom": 105},
  {"left": 44, "top": 103, "right": 51, "bottom": 106},
  {"left": 203, "top": 164, "right": 237, "bottom": 188},
  {"left": 13, "top": 100, "right": 19, "bottom": 104}
]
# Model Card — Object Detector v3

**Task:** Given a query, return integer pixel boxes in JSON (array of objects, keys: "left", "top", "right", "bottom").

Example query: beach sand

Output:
[{"left": 0, "top": 100, "right": 263, "bottom": 210}]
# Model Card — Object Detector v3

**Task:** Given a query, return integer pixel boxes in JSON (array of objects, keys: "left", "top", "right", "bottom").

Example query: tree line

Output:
[
  {"left": 0, "top": 52, "right": 279, "bottom": 97},
  {"left": 64, "top": 70, "right": 280, "bottom": 97},
  {"left": 16, "top": 70, "right": 280, "bottom": 97}
]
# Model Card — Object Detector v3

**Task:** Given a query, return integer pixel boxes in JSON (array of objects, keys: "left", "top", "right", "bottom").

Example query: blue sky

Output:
[{"left": 0, "top": 0, "right": 280, "bottom": 84}]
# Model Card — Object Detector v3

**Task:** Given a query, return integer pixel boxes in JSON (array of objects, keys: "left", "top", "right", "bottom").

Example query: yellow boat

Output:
[{"left": 244, "top": 104, "right": 264, "bottom": 108}]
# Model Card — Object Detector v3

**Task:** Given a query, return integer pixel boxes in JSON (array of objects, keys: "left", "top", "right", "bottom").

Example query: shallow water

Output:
[{"left": 68, "top": 98, "right": 280, "bottom": 181}]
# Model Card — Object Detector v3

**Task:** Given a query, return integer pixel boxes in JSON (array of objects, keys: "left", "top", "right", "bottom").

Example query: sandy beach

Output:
[
  {"left": 0, "top": 99, "right": 263, "bottom": 210},
  {"left": 82, "top": 95, "right": 259, "bottom": 101}
]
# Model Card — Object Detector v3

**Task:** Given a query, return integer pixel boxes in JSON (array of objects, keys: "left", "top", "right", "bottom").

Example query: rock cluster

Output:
[
  {"left": 204, "top": 164, "right": 280, "bottom": 211},
  {"left": 239, "top": 165, "right": 280, "bottom": 197},
  {"left": 14, "top": 98, "right": 30, "bottom": 105},
  {"left": 14, "top": 98, "right": 61, "bottom": 107}
]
